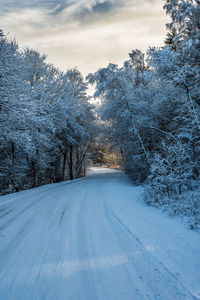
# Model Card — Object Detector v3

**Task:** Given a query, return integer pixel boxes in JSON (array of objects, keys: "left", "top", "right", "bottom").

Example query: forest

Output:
[{"left": 0, "top": 0, "right": 200, "bottom": 230}]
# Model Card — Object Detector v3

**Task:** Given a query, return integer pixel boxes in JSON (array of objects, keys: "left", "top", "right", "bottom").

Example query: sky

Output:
[{"left": 0, "top": 0, "right": 169, "bottom": 75}]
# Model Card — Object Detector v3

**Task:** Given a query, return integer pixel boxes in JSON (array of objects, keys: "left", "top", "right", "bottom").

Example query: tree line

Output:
[
  {"left": 88, "top": 0, "right": 200, "bottom": 229},
  {"left": 0, "top": 30, "right": 95, "bottom": 194}
]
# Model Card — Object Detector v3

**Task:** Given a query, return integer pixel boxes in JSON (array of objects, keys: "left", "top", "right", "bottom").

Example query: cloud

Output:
[
  {"left": 1, "top": 0, "right": 65, "bottom": 11},
  {"left": 0, "top": 0, "right": 169, "bottom": 75},
  {"left": 0, "top": 0, "right": 125, "bottom": 17},
  {"left": 0, "top": 0, "right": 160, "bottom": 23}
]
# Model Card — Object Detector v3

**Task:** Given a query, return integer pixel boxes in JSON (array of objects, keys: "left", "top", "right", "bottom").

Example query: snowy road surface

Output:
[{"left": 0, "top": 167, "right": 200, "bottom": 300}]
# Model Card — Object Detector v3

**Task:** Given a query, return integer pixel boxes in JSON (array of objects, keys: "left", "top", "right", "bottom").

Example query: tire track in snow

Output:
[
  {"left": 105, "top": 205, "right": 197, "bottom": 300},
  {"left": 75, "top": 183, "right": 146, "bottom": 300},
  {"left": 0, "top": 169, "right": 199, "bottom": 300},
  {"left": 0, "top": 207, "right": 13, "bottom": 219},
  {"left": 0, "top": 198, "right": 41, "bottom": 231}
]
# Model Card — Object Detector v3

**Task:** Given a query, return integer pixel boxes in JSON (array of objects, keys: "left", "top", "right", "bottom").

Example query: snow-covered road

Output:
[{"left": 0, "top": 168, "right": 200, "bottom": 300}]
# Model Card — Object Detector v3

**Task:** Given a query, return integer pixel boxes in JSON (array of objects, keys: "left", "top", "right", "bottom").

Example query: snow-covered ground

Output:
[{"left": 0, "top": 167, "right": 199, "bottom": 300}]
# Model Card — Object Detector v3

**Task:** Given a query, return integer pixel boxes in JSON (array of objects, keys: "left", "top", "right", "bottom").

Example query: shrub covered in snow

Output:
[{"left": 144, "top": 187, "right": 200, "bottom": 231}]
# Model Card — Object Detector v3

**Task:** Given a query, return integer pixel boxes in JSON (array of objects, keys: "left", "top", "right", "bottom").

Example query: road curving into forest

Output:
[{"left": 0, "top": 167, "right": 200, "bottom": 300}]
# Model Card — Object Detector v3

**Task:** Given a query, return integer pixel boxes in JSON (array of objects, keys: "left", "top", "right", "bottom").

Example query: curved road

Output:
[{"left": 0, "top": 168, "right": 199, "bottom": 299}]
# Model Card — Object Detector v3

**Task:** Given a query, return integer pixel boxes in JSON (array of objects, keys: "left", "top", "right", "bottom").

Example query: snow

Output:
[{"left": 0, "top": 167, "right": 199, "bottom": 299}]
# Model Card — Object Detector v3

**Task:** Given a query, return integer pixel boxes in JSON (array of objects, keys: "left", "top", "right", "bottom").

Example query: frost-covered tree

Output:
[
  {"left": 0, "top": 35, "right": 33, "bottom": 191},
  {"left": 164, "top": 0, "right": 200, "bottom": 108},
  {"left": 146, "top": 0, "right": 200, "bottom": 185},
  {"left": 50, "top": 68, "right": 95, "bottom": 181},
  {"left": 88, "top": 50, "right": 155, "bottom": 182},
  {"left": 89, "top": 0, "right": 199, "bottom": 192},
  {"left": 143, "top": 0, "right": 200, "bottom": 227},
  {"left": 149, "top": 141, "right": 193, "bottom": 196},
  {"left": 0, "top": 34, "right": 95, "bottom": 194}
]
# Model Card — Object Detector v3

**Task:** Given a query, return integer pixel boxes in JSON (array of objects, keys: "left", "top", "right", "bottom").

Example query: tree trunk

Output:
[
  {"left": 31, "top": 159, "right": 37, "bottom": 187},
  {"left": 69, "top": 145, "right": 73, "bottom": 180},
  {"left": 62, "top": 151, "right": 68, "bottom": 180}
]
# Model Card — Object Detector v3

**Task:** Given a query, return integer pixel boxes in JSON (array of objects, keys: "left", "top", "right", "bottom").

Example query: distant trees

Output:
[
  {"left": 88, "top": 0, "right": 200, "bottom": 229},
  {"left": 87, "top": 50, "right": 153, "bottom": 182},
  {"left": 0, "top": 32, "right": 95, "bottom": 194}
]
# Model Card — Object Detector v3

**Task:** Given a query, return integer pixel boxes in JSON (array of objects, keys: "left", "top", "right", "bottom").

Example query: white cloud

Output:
[{"left": 0, "top": 0, "right": 169, "bottom": 75}]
